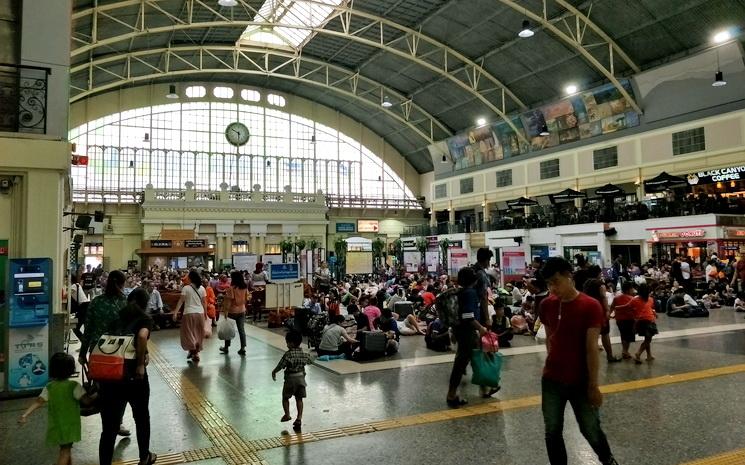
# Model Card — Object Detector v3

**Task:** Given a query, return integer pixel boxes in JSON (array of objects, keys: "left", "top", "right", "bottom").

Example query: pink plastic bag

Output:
[{"left": 481, "top": 331, "right": 499, "bottom": 353}]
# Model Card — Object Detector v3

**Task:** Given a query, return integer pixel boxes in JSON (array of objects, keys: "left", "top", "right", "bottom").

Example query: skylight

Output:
[{"left": 239, "top": 0, "right": 345, "bottom": 50}]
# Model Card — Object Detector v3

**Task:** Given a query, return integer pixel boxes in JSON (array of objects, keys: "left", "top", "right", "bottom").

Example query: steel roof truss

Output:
[
  {"left": 70, "top": 45, "right": 452, "bottom": 144},
  {"left": 71, "top": 0, "right": 525, "bottom": 140}
]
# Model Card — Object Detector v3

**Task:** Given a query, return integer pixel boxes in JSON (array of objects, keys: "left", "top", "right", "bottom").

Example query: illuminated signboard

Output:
[
  {"left": 653, "top": 229, "right": 706, "bottom": 240},
  {"left": 357, "top": 220, "right": 380, "bottom": 233},
  {"left": 150, "top": 240, "right": 172, "bottom": 248},
  {"left": 687, "top": 165, "right": 745, "bottom": 185},
  {"left": 725, "top": 229, "right": 745, "bottom": 238}
]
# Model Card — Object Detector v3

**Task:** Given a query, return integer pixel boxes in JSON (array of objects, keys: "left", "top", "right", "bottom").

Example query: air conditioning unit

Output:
[{"left": 104, "top": 223, "right": 114, "bottom": 232}]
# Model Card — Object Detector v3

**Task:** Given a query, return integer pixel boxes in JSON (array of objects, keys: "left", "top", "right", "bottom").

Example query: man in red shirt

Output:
[{"left": 538, "top": 257, "right": 619, "bottom": 465}]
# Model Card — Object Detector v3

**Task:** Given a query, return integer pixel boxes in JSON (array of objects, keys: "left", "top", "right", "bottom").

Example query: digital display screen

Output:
[{"left": 28, "top": 281, "right": 42, "bottom": 288}]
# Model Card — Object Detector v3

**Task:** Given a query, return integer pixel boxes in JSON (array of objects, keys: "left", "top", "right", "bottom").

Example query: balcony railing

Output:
[
  {"left": 0, "top": 63, "right": 50, "bottom": 134},
  {"left": 325, "top": 195, "right": 423, "bottom": 210}
]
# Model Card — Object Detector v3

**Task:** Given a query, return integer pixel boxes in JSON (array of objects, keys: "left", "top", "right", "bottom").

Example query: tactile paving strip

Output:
[
  {"left": 147, "top": 344, "right": 269, "bottom": 465},
  {"left": 680, "top": 449, "right": 745, "bottom": 465}
]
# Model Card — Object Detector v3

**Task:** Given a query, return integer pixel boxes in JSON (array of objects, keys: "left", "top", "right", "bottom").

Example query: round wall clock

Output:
[{"left": 225, "top": 122, "right": 250, "bottom": 147}]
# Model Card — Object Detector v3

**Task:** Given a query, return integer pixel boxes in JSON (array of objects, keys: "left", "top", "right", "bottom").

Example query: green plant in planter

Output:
[
  {"left": 280, "top": 238, "right": 294, "bottom": 262},
  {"left": 334, "top": 237, "right": 348, "bottom": 276},
  {"left": 372, "top": 237, "right": 386, "bottom": 267},
  {"left": 308, "top": 238, "right": 320, "bottom": 251},
  {"left": 392, "top": 238, "right": 403, "bottom": 264},
  {"left": 415, "top": 237, "right": 427, "bottom": 266},
  {"left": 439, "top": 238, "right": 451, "bottom": 274}
]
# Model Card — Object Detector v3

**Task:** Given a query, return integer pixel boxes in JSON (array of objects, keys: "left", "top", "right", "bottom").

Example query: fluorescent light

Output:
[
  {"left": 218, "top": 0, "right": 238, "bottom": 7},
  {"left": 518, "top": 20, "right": 534, "bottom": 38},
  {"left": 712, "top": 70, "right": 727, "bottom": 87},
  {"left": 565, "top": 84, "right": 578, "bottom": 94},
  {"left": 476, "top": 117, "right": 487, "bottom": 126},
  {"left": 166, "top": 84, "right": 179, "bottom": 99},
  {"left": 713, "top": 30, "right": 731, "bottom": 43},
  {"left": 381, "top": 96, "right": 393, "bottom": 108}
]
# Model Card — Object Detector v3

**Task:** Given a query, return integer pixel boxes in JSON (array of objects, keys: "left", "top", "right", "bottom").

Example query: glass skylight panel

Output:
[{"left": 239, "top": 0, "right": 345, "bottom": 50}]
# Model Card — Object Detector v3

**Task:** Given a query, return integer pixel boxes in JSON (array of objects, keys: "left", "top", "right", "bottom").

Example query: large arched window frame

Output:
[{"left": 69, "top": 102, "right": 418, "bottom": 207}]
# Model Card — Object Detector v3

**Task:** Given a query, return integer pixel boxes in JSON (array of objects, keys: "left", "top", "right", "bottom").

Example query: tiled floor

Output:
[{"left": 2, "top": 308, "right": 745, "bottom": 465}]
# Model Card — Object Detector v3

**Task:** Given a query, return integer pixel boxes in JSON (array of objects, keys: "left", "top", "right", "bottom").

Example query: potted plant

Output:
[
  {"left": 280, "top": 238, "right": 294, "bottom": 263},
  {"left": 334, "top": 237, "right": 348, "bottom": 277},
  {"left": 372, "top": 237, "right": 386, "bottom": 267},
  {"left": 439, "top": 238, "right": 451, "bottom": 275}
]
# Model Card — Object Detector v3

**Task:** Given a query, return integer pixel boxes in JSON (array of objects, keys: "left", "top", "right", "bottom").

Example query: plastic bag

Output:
[
  {"left": 535, "top": 324, "right": 547, "bottom": 343},
  {"left": 481, "top": 331, "right": 499, "bottom": 353},
  {"left": 217, "top": 317, "right": 237, "bottom": 341},
  {"left": 204, "top": 318, "right": 213, "bottom": 338},
  {"left": 471, "top": 350, "right": 503, "bottom": 387}
]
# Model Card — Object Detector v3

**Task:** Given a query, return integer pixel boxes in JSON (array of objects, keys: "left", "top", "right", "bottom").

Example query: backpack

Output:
[{"left": 435, "top": 287, "right": 461, "bottom": 328}]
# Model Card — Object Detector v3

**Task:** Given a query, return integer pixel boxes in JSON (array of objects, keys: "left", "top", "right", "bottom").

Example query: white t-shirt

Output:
[
  {"left": 70, "top": 283, "right": 90, "bottom": 303},
  {"left": 683, "top": 294, "right": 698, "bottom": 307},
  {"left": 40, "top": 381, "right": 84, "bottom": 401},
  {"left": 181, "top": 284, "right": 206, "bottom": 315},
  {"left": 705, "top": 264, "right": 715, "bottom": 282},
  {"left": 680, "top": 262, "right": 691, "bottom": 280},
  {"left": 319, "top": 324, "right": 347, "bottom": 351}
]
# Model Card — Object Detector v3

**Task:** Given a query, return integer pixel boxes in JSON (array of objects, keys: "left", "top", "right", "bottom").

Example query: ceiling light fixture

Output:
[
  {"left": 539, "top": 124, "right": 549, "bottom": 137},
  {"left": 713, "top": 30, "right": 731, "bottom": 44},
  {"left": 731, "top": 181, "right": 736, "bottom": 188},
  {"left": 713, "top": 70, "right": 727, "bottom": 87},
  {"left": 441, "top": 154, "right": 448, "bottom": 163},
  {"left": 518, "top": 20, "right": 534, "bottom": 38},
  {"left": 143, "top": 133, "right": 150, "bottom": 142},
  {"left": 218, "top": 0, "right": 239, "bottom": 7},
  {"left": 716, "top": 181, "right": 723, "bottom": 189},
  {"left": 565, "top": 84, "right": 578, "bottom": 94},
  {"left": 476, "top": 117, "right": 487, "bottom": 126},
  {"left": 310, "top": 134, "right": 316, "bottom": 144},
  {"left": 166, "top": 84, "right": 179, "bottom": 99},
  {"left": 381, "top": 96, "right": 393, "bottom": 108}
]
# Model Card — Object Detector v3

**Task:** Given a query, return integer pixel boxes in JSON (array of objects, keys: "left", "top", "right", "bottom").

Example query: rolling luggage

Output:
[
  {"left": 393, "top": 301, "right": 414, "bottom": 320},
  {"left": 360, "top": 331, "right": 387, "bottom": 353}
]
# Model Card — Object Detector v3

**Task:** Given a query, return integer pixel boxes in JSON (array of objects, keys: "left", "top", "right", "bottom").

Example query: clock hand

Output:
[{"left": 232, "top": 129, "right": 241, "bottom": 136}]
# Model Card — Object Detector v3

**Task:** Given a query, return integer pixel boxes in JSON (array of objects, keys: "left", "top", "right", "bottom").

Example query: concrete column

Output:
[
  {"left": 448, "top": 208, "right": 455, "bottom": 224},
  {"left": 483, "top": 203, "right": 490, "bottom": 224},
  {"left": 250, "top": 235, "right": 258, "bottom": 254},
  {"left": 429, "top": 210, "right": 437, "bottom": 227}
]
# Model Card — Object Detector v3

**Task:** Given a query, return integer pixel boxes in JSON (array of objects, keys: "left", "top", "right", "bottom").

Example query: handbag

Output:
[
  {"left": 88, "top": 334, "right": 136, "bottom": 381},
  {"left": 79, "top": 366, "right": 100, "bottom": 417},
  {"left": 471, "top": 349, "right": 503, "bottom": 387}
]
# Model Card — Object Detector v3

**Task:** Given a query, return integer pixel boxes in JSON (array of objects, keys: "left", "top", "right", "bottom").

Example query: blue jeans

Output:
[{"left": 542, "top": 377, "right": 616, "bottom": 465}]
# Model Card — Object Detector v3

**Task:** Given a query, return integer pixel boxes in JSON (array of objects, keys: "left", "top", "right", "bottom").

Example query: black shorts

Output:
[
  {"left": 617, "top": 320, "right": 635, "bottom": 343},
  {"left": 636, "top": 320, "right": 658, "bottom": 339}
]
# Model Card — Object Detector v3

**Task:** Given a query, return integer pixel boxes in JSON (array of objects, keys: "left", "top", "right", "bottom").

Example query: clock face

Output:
[{"left": 225, "top": 122, "right": 250, "bottom": 147}]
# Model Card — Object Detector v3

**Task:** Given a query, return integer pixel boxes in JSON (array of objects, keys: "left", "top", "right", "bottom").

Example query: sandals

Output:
[
  {"left": 607, "top": 357, "right": 622, "bottom": 363},
  {"left": 219, "top": 347, "right": 229, "bottom": 354},
  {"left": 292, "top": 420, "right": 302, "bottom": 432},
  {"left": 446, "top": 397, "right": 468, "bottom": 408},
  {"left": 139, "top": 452, "right": 157, "bottom": 465},
  {"left": 280, "top": 414, "right": 292, "bottom": 422},
  {"left": 237, "top": 349, "right": 246, "bottom": 356},
  {"left": 481, "top": 387, "right": 501, "bottom": 398}
]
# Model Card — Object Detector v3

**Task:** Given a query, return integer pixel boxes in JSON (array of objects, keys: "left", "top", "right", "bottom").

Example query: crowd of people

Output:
[{"left": 20, "top": 245, "right": 745, "bottom": 465}]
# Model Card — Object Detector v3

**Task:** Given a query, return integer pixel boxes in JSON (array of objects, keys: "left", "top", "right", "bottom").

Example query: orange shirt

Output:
[
  {"left": 612, "top": 294, "right": 634, "bottom": 321},
  {"left": 630, "top": 296, "right": 656, "bottom": 322}
]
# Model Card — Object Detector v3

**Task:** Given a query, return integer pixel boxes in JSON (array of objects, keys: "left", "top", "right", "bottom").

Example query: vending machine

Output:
[{"left": 4, "top": 258, "right": 53, "bottom": 393}]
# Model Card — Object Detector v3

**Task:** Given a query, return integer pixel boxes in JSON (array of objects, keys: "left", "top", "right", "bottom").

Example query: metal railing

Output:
[
  {"left": 0, "top": 63, "right": 50, "bottom": 134},
  {"left": 325, "top": 195, "right": 423, "bottom": 210}
]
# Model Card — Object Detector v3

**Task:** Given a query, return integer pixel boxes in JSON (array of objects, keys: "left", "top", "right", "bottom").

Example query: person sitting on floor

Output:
[
  {"left": 317, "top": 314, "right": 358, "bottom": 358},
  {"left": 491, "top": 301, "right": 514, "bottom": 348}
]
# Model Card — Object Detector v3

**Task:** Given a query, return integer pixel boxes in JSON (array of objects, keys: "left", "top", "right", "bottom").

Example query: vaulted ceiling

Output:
[{"left": 70, "top": 0, "right": 745, "bottom": 173}]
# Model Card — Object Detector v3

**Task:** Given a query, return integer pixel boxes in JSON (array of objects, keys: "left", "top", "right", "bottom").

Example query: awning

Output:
[
  {"left": 595, "top": 183, "right": 626, "bottom": 197},
  {"left": 549, "top": 188, "right": 587, "bottom": 203},
  {"left": 644, "top": 171, "right": 687, "bottom": 191},
  {"left": 507, "top": 197, "right": 538, "bottom": 208}
]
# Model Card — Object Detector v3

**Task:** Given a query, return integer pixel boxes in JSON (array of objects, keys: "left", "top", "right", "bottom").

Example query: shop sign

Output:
[
  {"left": 725, "top": 229, "right": 745, "bottom": 238},
  {"left": 448, "top": 240, "right": 464, "bottom": 248},
  {"left": 150, "top": 240, "right": 172, "bottom": 248},
  {"left": 336, "top": 222, "right": 355, "bottom": 233},
  {"left": 426, "top": 236, "right": 439, "bottom": 251},
  {"left": 401, "top": 239, "right": 416, "bottom": 249},
  {"left": 687, "top": 165, "right": 745, "bottom": 185},
  {"left": 357, "top": 220, "right": 379, "bottom": 233},
  {"left": 184, "top": 239, "right": 206, "bottom": 248},
  {"left": 653, "top": 229, "right": 705, "bottom": 241}
]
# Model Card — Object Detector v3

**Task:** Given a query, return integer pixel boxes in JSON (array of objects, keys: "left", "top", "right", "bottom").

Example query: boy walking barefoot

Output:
[{"left": 272, "top": 331, "right": 313, "bottom": 432}]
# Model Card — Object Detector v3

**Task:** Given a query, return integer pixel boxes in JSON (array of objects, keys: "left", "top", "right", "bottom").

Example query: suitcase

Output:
[
  {"left": 393, "top": 301, "right": 414, "bottom": 320},
  {"left": 360, "top": 331, "right": 387, "bottom": 353}
]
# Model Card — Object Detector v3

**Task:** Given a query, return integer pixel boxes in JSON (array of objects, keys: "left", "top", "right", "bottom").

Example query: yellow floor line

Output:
[
  {"left": 679, "top": 448, "right": 745, "bottom": 465},
  {"left": 132, "top": 340, "right": 745, "bottom": 464},
  {"left": 247, "top": 362, "right": 745, "bottom": 449}
]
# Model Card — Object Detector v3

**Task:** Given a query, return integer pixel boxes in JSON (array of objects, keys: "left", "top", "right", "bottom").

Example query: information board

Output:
[
  {"left": 269, "top": 263, "right": 300, "bottom": 281},
  {"left": 336, "top": 222, "right": 355, "bottom": 233},
  {"left": 346, "top": 251, "right": 373, "bottom": 275},
  {"left": 233, "top": 254, "right": 258, "bottom": 272},
  {"left": 8, "top": 325, "right": 49, "bottom": 391}
]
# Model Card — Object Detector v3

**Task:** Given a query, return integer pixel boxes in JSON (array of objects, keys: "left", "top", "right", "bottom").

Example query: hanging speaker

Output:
[
  {"left": 74, "top": 215, "right": 92, "bottom": 229},
  {"left": 604, "top": 227, "right": 617, "bottom": 237},
  {"left": 94, "top": 210, "right": 105, "bottom": 222}
]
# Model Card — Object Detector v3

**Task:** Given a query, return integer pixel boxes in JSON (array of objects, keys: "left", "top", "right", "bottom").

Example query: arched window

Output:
[{"left": 69, "top": 101, "right": 418, "bottom": 207}]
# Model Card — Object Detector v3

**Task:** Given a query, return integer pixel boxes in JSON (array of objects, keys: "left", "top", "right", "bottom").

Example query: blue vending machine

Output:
[{"left": 6, "top": 258, "right": 53, "bottom": 392}]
